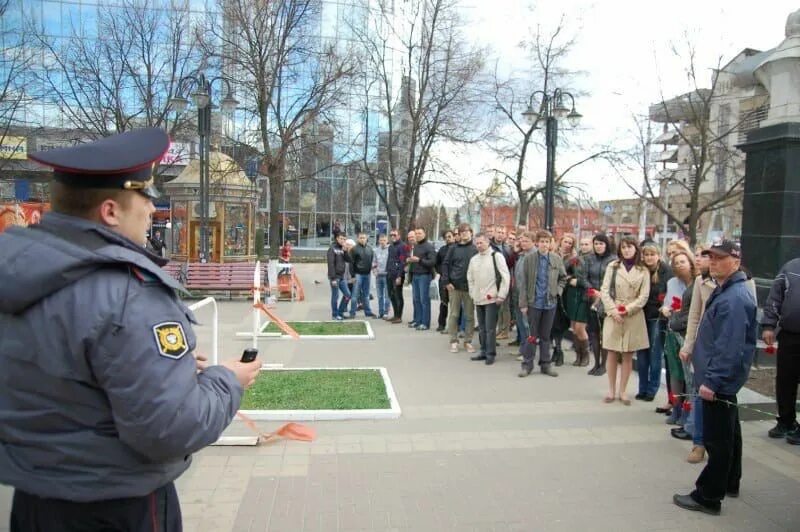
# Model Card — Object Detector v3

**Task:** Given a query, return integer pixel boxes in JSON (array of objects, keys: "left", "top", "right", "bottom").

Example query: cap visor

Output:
[
  {"left": 142, "top": 183, "right": 161, "bottom": 199},
  {"left": 704, "top": 249, "right": 730, "bottom": 258}
]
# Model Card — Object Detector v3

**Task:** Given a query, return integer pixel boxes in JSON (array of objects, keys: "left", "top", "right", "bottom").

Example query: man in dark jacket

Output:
[
  {"left": 674, "top": 240, "right": 757, "bottom": 516},
  {"left": 761, "top": 256, "right": 800, "bottom": 444},
  {"left": 491, "top": 226, "right": 513, "bottom": 339},
  {"left": 349, "top": 232, "right": 376, "bottom": 318},
  {"left": 327, "top": 233, "right": 352, "bottom": 320},
  {"left": 435, "top": 229, "right": 455, "bottom": 332},
  {"left": 442, "top": 224, "right": 478, "bottom": 352},
  {"left": 0, "top": 129, "right": 261, "bottom": 531},
  {"left": 408, "top": 228, "right": 436, "bottom": 330},
  {"left": 386, "top": 229, "right": 409, "bottom": 323}
]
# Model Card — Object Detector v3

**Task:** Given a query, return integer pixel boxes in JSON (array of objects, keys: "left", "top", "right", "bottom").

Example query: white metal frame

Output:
[{"left": 187, "top": 296, "right": 218, "bottom": 365}]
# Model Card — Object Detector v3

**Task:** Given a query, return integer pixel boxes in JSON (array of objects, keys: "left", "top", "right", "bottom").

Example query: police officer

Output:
[{"left": 0, "top": 128, "right": 262, "bottom": 531}]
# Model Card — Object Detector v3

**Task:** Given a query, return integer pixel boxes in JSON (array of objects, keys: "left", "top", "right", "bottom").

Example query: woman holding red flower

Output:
[
  {"left": 559, "top": 234, "right": 592, "bottom": 367},
  {"left": 600, "top": 236, "right": 651, "bottom": 405},
  {"left": 636, "top": 241, "right": 673, "bottom": 403}
]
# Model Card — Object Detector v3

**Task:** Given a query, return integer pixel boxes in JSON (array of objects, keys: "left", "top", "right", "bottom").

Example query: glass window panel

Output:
[
  {"left": 283, "top": 178, "right": 299, "bottom": 211},
  {"left": 331, "top": 178, "right": 346, "bottom": 212},
  {"left": 317, "top": 178, "right": 332, "bottom": 212},
  {"left": 224, "top": 204, "right": 249, "bottom": 256},
  {"left": 171, "top": 201, "right": 188, "bottom": 256},
  {"left": 315, "top": 212, "right": 331, "bottom": 247}
]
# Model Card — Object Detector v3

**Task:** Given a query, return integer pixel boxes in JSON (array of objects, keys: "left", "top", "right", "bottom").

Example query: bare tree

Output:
[
  {"left": 616, "top": 41, "right": 759, "bottom": 246},
  {"left": 350, "top": 0, "right": 486, "bottom": 232},
  {"left": 205, "top": 0, "right": 357, "bottom": 257},
  {"left": 29, "top": 0, "right": 200, "bottom": 146},
  {"left": 490, "top": 17, "right": 608, "bottom": 227}
]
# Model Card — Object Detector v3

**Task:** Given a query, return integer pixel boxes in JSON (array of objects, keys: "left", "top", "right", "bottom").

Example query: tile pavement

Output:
[{"left": 2, "top": 264, "right": 799, "bottom": 531}]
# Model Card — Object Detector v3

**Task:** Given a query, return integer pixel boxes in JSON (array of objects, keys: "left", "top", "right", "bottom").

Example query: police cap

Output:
[{"left": 28, "top": 128, "right": 170, "bottom": 199}]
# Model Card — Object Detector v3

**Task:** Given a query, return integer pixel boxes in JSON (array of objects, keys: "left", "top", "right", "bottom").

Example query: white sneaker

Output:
[
  {"left": 450, "top": 342, "right": 459, "bottom": 353},
  {"left": 464, "top": 342, "right": 476, "bottom": 353},
  {"left": 516, "top": 354, "right": 523, "bottom": 361}
]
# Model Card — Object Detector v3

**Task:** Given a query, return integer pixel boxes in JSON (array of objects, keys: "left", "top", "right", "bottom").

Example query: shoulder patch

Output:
[{"left": 152, "top": 322, "right": 188, "bottom": 359}]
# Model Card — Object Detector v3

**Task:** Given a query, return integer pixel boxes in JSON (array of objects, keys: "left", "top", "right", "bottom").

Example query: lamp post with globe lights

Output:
[
  {"left": 169, "top": 74, "right": 238, "bottom": 263},
  {"left": 522, "top": 88, "right": 582, "bottom": 232}
]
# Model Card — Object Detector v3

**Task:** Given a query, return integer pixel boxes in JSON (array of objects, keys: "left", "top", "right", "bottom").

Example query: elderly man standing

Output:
[{"left": 673, "top": 240, "right": 757, "bottom": 516}]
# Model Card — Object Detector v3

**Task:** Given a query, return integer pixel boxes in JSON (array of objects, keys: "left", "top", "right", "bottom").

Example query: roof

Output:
[{"left": 165, "top": 151, "right": 252, "bottom": 189}]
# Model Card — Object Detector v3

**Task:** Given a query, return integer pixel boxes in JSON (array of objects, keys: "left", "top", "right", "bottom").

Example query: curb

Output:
[{"left": 238, "top": 367, "right": 401, "bottom": 420}]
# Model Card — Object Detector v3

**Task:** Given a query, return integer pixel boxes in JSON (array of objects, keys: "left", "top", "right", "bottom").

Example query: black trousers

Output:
[
  {"left": 692, "top": 395, "right": 741, "bottom": 507},
  {"left": 11, "top": 482, "right": 182, "bottom": 532},
  {"left": 776, "top": 330, "right": 800, "bottom": 427},
  {"left": 387, "top": 275, "right": 404, "bottom": 318},
  {"left": 437, "top": 281, "right": 449, "bottom": 329}
]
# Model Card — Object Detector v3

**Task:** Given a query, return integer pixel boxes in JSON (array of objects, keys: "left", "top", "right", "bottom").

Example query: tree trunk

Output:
[{"left": 267, "top": 163, "right": 284, "bottom": 260}]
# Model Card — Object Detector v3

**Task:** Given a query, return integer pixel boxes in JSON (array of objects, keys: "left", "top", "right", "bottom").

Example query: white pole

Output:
[{"left": 252, "top": 260, "right": 261, "bottom": 348}]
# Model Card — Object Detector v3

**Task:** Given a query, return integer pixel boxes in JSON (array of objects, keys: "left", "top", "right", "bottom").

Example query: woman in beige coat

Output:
[{"left": 600, "top": 236, "right": 651, "bottom": 405}]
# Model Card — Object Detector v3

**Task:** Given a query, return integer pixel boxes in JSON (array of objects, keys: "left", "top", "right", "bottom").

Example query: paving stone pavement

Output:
[{"left": 2, "top": 264, "right": 799, "bottom": 531}]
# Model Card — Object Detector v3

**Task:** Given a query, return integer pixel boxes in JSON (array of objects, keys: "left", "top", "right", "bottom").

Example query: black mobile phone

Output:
[{"left": 240, "top": 348, "right": 258, "bottom": 363}]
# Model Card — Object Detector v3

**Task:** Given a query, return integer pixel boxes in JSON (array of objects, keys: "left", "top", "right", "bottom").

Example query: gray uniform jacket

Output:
[{"left": 0, "top": 213, "right": 242, "bottom": 502}]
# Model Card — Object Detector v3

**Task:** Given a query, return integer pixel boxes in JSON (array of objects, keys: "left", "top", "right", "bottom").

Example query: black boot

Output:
[
  {"left": 594, "top": 351, "right": 607, "bottom": 376},
  {"left": 554, "top": 346, "right": 564, "bottom": 367}
]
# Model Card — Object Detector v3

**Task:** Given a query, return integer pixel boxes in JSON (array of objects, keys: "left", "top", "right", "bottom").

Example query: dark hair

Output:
[
  {"left": 592, "top": 232, "right": 612, "bottom": 258},
  {"left": 616, "top": 235, "right": 641, "bottom": 265},
  {"left": 50, "top": 180, "right": 133, "bottom": 218}
]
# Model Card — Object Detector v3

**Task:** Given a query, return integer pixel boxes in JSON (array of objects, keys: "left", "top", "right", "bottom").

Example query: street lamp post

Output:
[
  {"left": 522, "top": 88, "right": 582, "bottom": 232},
  {"left": 169, "top": 73, "right": 238, "bottom": 263}
]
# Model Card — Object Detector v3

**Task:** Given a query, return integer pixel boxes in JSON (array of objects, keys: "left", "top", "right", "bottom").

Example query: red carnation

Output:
[
  {"left": 526, "top": 335, "right": 538, "bottom": 344},
  {"left": 657, "top": 293, "right": 666, "bottom": 304},
  {"left": 587, "top": 288, "right": 598, "bottom": 298},
  {"left": 765, "top": 345, "right": 777, "bottom": 355},
  {"left": 617, "top": 305, "right": 627, "bottom": 313},
  {"left": 671, "top": 296, "right": 682, "bottom": 311},
  {"left": 486, "top": 294, "right": 493, "bottom": 300}
]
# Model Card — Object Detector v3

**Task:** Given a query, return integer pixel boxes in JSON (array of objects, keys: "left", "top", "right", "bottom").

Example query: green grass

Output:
[
  {"left": 261, "top": 320, "right": 368, "bottom": 336},
  {"left": 240, "top": 369, "right": 391, "bottom": 410}
]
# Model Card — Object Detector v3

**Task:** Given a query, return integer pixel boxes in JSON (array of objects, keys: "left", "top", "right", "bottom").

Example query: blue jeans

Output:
[
  {"left": 412, "top": 273, "right": 432, "bottom": 327},
  {"left": 350, "top": 273, "right": 374, "bottom": 316},
  {"left": 330, "top": 279, "right": 352, "bottom": 318},
  {"left": 376, "top": 274, "right": 389, "bottom": 317},
  {"left": 515, "top": 305, "right": 530, "bottom": 353},
  {"left": 691, "top": 395, "right": 703, "bottom": 445},
  {"left": 637, "top": 318, "right": 664, "bottom": 397}
]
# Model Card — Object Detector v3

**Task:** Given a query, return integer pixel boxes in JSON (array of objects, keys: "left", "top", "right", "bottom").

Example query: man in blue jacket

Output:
[
  {"left": 0, "top": 129, "right": 262, "bottom": 531},
  {"left": 673, "top": 240, "right": 757, "bottom": 516}
]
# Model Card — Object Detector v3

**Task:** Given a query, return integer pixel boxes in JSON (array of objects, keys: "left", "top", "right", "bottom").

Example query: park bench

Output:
[{"left": 162, "top": 261, "right": 268, "bottom": 298}]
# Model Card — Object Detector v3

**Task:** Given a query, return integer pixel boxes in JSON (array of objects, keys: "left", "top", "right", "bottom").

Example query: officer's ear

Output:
[{"left": 97, "top": 194, "right": 133, "bottom": 228}]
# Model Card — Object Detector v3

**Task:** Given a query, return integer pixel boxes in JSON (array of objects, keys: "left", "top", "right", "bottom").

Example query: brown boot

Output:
[
  {"left": 687, "top": 445, "right": 706, "bottom": 464},
  {"left": 576, "top": 339, "right": 590, "bottom": 366}
]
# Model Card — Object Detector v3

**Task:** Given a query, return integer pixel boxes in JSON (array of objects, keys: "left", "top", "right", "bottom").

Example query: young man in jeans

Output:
[
  {"left": 408, "top": 228, "right": 436, "bottom": 331},
  {"left": 372, "top": 233, "right": 391, "bottom": 319},
  {"left": 517, "top": 230, "right": 567, "bottom": 377},
  {"left": 442, "top": 224, "right": 478, "bottom": 354},
  {"left": 467, "top": 233, "right": 510, "bottom": 365},
  {"left": 350, "top": 232, "right": 376, "bottom": 318},
  {"left": 326, "top": 233, "right": 352, "bottom": 320}
]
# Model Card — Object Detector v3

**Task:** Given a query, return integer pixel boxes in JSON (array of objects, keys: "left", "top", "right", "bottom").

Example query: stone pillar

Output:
[{"left": 739, "top": 123, "right": 800, "bottom": 303}]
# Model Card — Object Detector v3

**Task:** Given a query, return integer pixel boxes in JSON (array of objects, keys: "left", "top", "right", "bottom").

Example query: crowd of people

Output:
[{"left": 325, "top": 221, "right": 800, "bottom": 515}]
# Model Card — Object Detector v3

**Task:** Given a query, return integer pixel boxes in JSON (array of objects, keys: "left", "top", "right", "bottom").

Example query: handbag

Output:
[{"left": 593, "top": 263, "right": 618, "bottom": 320}]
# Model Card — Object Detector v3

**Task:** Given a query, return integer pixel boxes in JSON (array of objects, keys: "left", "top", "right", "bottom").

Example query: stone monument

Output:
[{"left": 740, "top": 8, "right": 800, "bottom": 302}]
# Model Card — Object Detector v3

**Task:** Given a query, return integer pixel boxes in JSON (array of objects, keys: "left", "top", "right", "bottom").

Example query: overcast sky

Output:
[{"left": 424, "top": 0, "right": 799, "bottom": 207}]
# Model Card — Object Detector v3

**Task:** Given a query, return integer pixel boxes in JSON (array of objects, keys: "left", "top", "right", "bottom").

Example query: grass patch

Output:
[
  {"left": 240, "top": 369, "right": 390, "bottom": 410},
  {"left": 261, "top": 320, "right": 368, "bottom": 336}
]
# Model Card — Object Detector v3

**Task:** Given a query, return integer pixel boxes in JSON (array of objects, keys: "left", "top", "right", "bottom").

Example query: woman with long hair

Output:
[
  {"left": 636, "top": 241, "right": 672, "bottom": 402},
  {"left": 550, "top": 234, "right": 576, "bottom": 366},
  {"left": 662, "top": 251, "right": 697, "bottom": 428},
  {"left": 560, "top": 233, "right": 591, "bottom": 366},
  {"left": 585, "top": 233, "right": 615, "bottom": 375},
  {"left": 600, "top": 236, "right": 650, "bottom": 405}
]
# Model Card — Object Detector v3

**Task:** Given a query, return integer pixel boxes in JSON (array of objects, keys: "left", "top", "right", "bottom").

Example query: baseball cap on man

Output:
[
  {"left": 702, "top": 239, "right": 741, "bottom": 259},
  {"left": 27, "top": 128, "right": 169, "bottom": 199}
]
